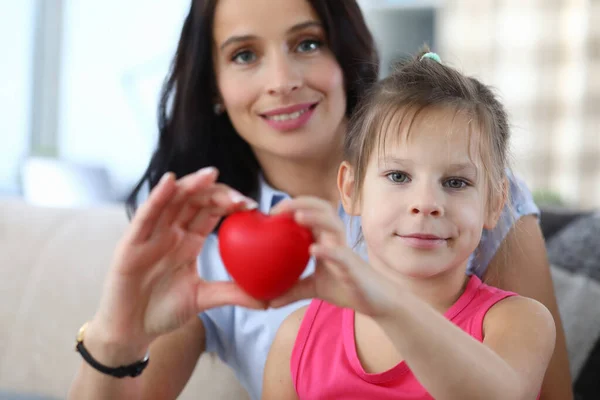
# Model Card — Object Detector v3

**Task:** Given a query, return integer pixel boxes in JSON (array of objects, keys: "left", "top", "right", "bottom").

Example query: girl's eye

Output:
[
  {"left": 232, "top": 50, "right": 257, "bottom": 65},
  {"left": 386, "top": 172, "right": 409, "bottom": 183},
  {"left": 297, "top": 39, "right": 322, "bottom": 53},
  {"left": 444, "top": 178, "right": 468, "bottom": 189}
]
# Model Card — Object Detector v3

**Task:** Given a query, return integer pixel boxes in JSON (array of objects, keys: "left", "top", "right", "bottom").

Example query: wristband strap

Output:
[{"left": 75, "top": 322, "right": 149, "bottom": 378}]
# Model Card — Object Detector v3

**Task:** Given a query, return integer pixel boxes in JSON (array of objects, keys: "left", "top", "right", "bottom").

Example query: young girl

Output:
[{"left": 262, "top": 51, "right": 556, "bottom": 399}]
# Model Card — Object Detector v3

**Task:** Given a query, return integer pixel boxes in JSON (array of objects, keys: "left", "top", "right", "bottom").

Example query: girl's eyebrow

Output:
[
  {"left": 447, "top": 162, "right": 477, "bottom": 172},
  {"left": 379, "top": 156, "right": 412, "bottom": 167},
  {"left": 219, "top": 20, "right": 322, "bottom": 51},
  {"left": 380, "top": 158, "right": 478, "bottom": 175},
  {"left": 447, "top": 163, "right": 479, "bottom": 179}
]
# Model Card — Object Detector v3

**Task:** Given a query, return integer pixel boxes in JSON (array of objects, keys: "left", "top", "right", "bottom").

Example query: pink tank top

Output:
[{"left": 291, "top": 275, "right": 519, "bottom": 399}]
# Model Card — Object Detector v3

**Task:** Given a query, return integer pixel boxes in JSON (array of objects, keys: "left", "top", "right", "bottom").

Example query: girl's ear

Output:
[
  {"left": 483, "top": 176, "right": 508, "bottom": 230},
  {"left": 338, "top": 161, "right": 360, "bottom": 216}
]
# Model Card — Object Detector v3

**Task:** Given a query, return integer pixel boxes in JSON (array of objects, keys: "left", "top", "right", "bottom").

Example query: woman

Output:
[{"left": 68, "top": 0, "right": 572, "bottom": 399}]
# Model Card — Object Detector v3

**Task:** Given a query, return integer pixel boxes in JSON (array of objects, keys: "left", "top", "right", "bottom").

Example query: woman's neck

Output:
[{"left": 260, "top": 154, "right": 342, "bottom": 207}]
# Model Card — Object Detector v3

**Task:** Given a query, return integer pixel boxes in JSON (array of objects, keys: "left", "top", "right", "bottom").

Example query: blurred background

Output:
[{"left": 1, "top": 0, "right": 598, "bottom": 209}]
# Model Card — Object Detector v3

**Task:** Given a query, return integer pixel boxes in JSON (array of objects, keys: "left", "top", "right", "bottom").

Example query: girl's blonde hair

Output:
[{"left": 344, "top": 47, "right": 511, "bottom": 215}]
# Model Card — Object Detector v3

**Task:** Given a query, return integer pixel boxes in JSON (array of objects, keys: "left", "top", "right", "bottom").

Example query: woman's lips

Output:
[{"left": 260, "top": 102, "right": 318, "bottom": 132}]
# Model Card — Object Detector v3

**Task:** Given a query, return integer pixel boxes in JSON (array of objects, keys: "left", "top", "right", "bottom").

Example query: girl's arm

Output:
[
  {"left": 269, "top": 197, "right": 556, "bottom": 399},
  {"left": 261, "top": 307, "right": 306, "bottom": 400},
  {"left": 483, "top": 215, "right": 573, "bottom": 400},
  {"left": 374, "top": 291, "right": 556, "bottom": 400}
]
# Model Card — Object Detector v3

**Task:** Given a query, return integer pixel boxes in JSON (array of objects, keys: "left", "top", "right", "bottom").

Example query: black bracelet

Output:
[{"left": 75, "top": 341, "right": 149, "bottom": 378}]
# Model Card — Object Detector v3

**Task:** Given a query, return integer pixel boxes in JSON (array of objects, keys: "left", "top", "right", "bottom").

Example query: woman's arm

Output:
[
  {"left": 67, "top": 169, "right": 263, "bottom": 399},
  {"left": 68, "top": 317, "right": 205, "bottom": 400},
  {"left": 483, "top": 214, "right": 574, "bottom": 400},
  {"left": 261, "top": 307, "right": 306, "bottom": 400}
]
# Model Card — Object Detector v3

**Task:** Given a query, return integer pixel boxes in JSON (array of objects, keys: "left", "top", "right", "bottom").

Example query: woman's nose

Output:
[{"left": 266, "top": 53, "right": 302, "bottom": 96}]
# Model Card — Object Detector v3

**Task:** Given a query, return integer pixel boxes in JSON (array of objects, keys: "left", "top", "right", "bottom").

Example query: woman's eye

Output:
[
  {"left": 445, "top": 179, "right": 467, "bottom": 189},
  {"left": 387, "top": 172, "right": 409, "bottom": 183},
  {"left": 297, "top": 39, "right": 321, "bottom": 53},
  {"left": 232, "top": 50, "right": 257, "bottom": 65}
]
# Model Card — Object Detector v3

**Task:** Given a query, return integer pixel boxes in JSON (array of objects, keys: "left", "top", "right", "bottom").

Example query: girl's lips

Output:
[
  {"left": 260, "top": 103, "right": 318, "bottom": 132},
  {"left": 396, "top": 234, "right": 448, "bottom": 250}
]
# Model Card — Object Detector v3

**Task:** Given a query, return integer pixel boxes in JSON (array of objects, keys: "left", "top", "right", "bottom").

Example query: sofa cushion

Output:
[
  {"left": 0, "top": 198, "right": 249, "bottom": 400},
  {"left": 547, "top": 212, "right": 600, "bottom": 399},
  {"left": 0, "top": 391, "right": 58, "bottom": 400},
  {"left": 547, "top": 212, "right": 600, "bottom": 280},
  {"left": 539, "top": 207, "right": 594, "bottom": 241}
]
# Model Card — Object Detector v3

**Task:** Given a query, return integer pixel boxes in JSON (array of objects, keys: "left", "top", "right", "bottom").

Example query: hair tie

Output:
[{"left": 420, "top": 52, "right": 442, "bottom": 64}]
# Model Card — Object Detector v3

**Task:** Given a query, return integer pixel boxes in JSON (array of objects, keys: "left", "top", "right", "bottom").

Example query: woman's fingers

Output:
[
  {"left": 196, "top": 281, "right": 267, "bottom": 311},
  {"left": 185, "top": 185, "right": 257, "bottom": 234},
  {"left": 269, "top": 276, "right": 317, "bottom": 308},
  {"left": 152, "top": 167, "right": 219, "bottom": 236},
  {"left": 128, "top": 172, "right": 177, "bottom": 244},
  {"left": 187, "top": 207, "right": 223, "bottom": 236}
]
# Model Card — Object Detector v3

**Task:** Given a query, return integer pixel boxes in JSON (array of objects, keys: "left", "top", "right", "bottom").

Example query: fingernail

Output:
[
  {"left": 229, "top": 191, "right": 258, "bottom": 210},
  {"left": 229, "top": 190, "right": 246, "bottom": 203},
  {"left": 244, "top": 198, "right": 259, "bottom": 210},
  {"left": 196, "top": 166, "right": 217, "bottom": 176},
  {"left": 160, "top": 172, "right": 173, "bottom": 183}
]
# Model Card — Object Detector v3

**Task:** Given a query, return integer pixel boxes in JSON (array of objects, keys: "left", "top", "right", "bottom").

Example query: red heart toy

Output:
[{"left": 218, "top": 209, "right": 314, "bottom": 301}]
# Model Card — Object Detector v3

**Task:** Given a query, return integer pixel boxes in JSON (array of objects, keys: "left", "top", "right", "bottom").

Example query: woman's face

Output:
[{"left": 212, "top": 0, "right": 347, "bottom": 165}]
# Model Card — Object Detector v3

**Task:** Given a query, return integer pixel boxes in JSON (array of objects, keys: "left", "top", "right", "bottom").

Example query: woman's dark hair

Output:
[{"left": 126, "top": 0, "right": 379, "bottom": 217}]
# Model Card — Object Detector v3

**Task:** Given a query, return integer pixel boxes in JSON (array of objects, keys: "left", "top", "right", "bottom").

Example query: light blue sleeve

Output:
[
  {"left": 467, "top": 169, "right": 540, "bottom": 277},
  {"left": 197, "top": 234, "right": 236, "bottom": 357}
]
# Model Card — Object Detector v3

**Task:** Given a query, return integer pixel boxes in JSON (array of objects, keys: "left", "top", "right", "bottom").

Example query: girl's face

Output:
[
  {"left": 213, "top": 0, "right": 347, "bottom": 165},
  {"left": 341, "top": 107, "right": 503, "bottom": 281}
]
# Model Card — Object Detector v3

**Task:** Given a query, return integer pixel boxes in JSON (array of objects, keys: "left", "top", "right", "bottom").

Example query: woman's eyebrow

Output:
[{"left": 219, "top": 20, "right": 322, "bottom": 51}]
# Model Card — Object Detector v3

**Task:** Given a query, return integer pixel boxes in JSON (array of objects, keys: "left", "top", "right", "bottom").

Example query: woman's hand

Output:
[
  {"left": 91, "top": 167, "right": 265, "bottom": 354},
  {"left": 269, "top": 197, "right": 396, "bottom": 318}
]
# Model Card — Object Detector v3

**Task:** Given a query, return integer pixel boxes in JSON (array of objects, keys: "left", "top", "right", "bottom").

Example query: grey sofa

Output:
[{"left": 540, "top": 207, "right": 600, "bottom": 399}]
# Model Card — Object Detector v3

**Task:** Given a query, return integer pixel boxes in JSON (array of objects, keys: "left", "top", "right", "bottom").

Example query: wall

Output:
[
  {"left": 58, "top": 0, "right": 190, "bottom": 198},
  {"left": 0, "top": 0, "right": 35, "bottom": 195}
]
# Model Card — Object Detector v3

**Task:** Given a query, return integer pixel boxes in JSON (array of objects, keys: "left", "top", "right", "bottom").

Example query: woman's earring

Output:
[{"left": 213, "top": 103, "right": 224, "bottom": 115}]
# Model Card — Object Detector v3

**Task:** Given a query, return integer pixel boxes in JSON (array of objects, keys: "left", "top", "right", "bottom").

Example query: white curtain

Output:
[{"left": 438, "top": 0, "right": 600, "bottom": 209}]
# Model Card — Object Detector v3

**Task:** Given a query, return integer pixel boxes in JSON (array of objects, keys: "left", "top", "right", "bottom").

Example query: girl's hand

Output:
[
  {"left": 269, "top": 197, "right": 396, "bottom": 318},
  {"left": 91, "top": 167, "right": 266, "bottom": 353}
]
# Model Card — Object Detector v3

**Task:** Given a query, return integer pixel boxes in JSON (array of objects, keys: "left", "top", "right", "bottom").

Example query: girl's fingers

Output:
[
  {"left": 196, "top": 281, "right": 267, "bottom": 311},
  {"left": 294, "top": 209, "right": 346, "bottom": 245},
  {"left": 128, "top": 172, "right": 177, "bottom": 244},
  {"left": 270, "top": 197, "right": 342, "bottom": 230},
  {"left": 310, "top": 244, "right": 360, "bottom": 281},
  {"left": 269, "top": 196, "right": 331, "bottom": 216},
  {"left": 269, "top": 276, "right": 317, "bottom": 308}
]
